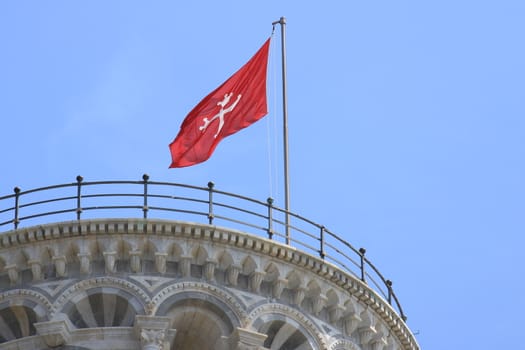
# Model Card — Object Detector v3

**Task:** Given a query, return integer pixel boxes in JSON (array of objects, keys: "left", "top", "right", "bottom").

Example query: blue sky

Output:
[{"left": 1, "top": 1, "right": 524, "bottom": 349}]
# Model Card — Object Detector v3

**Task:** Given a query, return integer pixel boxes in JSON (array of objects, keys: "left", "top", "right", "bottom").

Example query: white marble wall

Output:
[{"left": 0, "top": 219, "right": 418, "bottom": 350}]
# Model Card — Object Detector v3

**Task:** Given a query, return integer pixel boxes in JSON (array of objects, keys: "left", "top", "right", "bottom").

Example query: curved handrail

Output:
[{"left": 0, "top": 174, "right": 407, "bottom": 321}]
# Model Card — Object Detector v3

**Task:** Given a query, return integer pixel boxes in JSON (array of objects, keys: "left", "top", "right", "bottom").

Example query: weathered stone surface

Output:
[{"left": 0, "top": 219, "right": 418, "bottom": 350}]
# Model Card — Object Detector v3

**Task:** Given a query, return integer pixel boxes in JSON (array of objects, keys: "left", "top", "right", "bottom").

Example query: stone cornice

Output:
[{"left": 0, "top": 219, "right": 419, "bottom": 350}]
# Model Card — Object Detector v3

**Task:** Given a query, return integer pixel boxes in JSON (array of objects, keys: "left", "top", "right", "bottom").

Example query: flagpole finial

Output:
[{"left": 272, "top": 16, "right": 286, "bottom": 26}]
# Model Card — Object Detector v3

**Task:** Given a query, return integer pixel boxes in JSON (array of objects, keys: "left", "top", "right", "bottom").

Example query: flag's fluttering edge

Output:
[{"left": 169, "top": 38, "right": 271, "bottom": 168}]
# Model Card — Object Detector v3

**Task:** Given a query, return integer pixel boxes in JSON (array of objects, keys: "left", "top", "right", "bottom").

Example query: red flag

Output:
[{"left": 169, "top": 38, "right": 271, "bottom": 168}]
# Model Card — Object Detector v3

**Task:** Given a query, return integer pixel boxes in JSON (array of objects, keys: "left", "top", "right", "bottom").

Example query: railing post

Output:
[
  {"left": 386, "top": 279, "right": 393, "bottom": 304},
  {"left": 142, "top": 174, "right": 149, "bottom": 219},
  {"left": 267, "top": 197, "right": 274, "bottom": 240},
  {"left": 76, "top": 176, "right": 83, "bottom": 220},
  {"left": 207, "top": 181, "right": 214, "bottom": 225},
  {"left": 13, "top": 187, "right": 20, "bottom": 230},
  {"left": 359, "top": 247, "right": 366, "bottom": 283},
  {"left": 319, "top": 226, "right": 326, "bottom": 259},
  {"left": 285, "top": 207, "right": 291, "bottom": 245}
]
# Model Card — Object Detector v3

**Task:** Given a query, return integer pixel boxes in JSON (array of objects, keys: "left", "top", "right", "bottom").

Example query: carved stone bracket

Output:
[
  {"left": 130, "top": 250, "right": 142, "bottom": 273},
  {"left": 34, "top": 313, "right": 74, "bottom": 348},
  {"left": 204, "top": 259, "right": 217, "bottom": 281},
  {"left": 103, "top": 251, "right": 117, "bottom": 273},
  {"left": 155, "top": 252, "right": 168, "bottom": 274},
  {"left": 5, "top": 264, "right": 19, "bottom": 285},
  {"left": 28, "top": 259, "right": 43, "bottom": 281},
  {"left": 77, "top": 252, "right": 91, "bottom": 274},
  {"left": 129, "top": 250, "right": 142, "bottom": 273},
  {"left": 359, "top": 326, "right": 377, "bottom": 346},
  {"left": 370, "top": 322, "right": 389, "bottom": 350},
  {"left": 328, "top": 304, "right": 345, "bottom": 324},
  {"left": 179, "top": 255, "right": 192, "bottom": 277},
  {"left": 359, "top": 308, "right": 378, "bottom": 346},
  {"left": 272, "top": 278, "right": 287, "bottom": 299},
  {"left": 227, "top": 327, "right": 268, "bottom": 350},
  {"left": 134, "top": 315, "right": 176, "bottom": 350},
  {"left": 312, "top": 293, "right": 328, "bottom": 315},
  {"left": 0, "top": 219, "right": 419, "bottom": 350},
  {"left": 52, "top": 255, "right": 67, "bottom": 277},
  {"left": 249, "top": 271, "right": 265, "bottom": 293},
  {"left": 343, "top": 312, "right": 362, "bottom": 336},
  {"left": 227, "top": 265, "right": 241, "bottom": 286},
  {"left": 293, "top": 286, "right": 307, "bottom": 306},
  {"left": 343, "top": 299, "right": 364, "bottom": 336},
  {"left": 371, "top": 337, "right": 388, "bottom": 350},
  {"left": 384, "top": 333, "right": 400, "bottom": 350}
]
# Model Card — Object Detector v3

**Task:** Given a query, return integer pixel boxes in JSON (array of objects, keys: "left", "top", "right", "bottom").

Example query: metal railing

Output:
[{"left": 0, "top": 174, "right": 407, "bottom": 321}]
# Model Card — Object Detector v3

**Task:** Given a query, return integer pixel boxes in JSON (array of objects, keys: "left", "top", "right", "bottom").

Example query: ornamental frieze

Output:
[{"left": 0, "top": 219, "right": 414, "bottom": 350}]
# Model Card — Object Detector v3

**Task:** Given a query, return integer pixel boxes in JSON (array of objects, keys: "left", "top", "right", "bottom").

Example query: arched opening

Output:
[
  {"left": 260, "top": 319, "right": 313, "bottom": 350},
  {"left": 61, "top": 288, "right": 143, "bottom": 328},
  {"left": 249, "top": 306, "right": 321, "bottom": 350},
  {"left": 165, "top": 298, "right": 234, "bottom": 350},
  {"left": 0, "top": 305, "right": 38, "bottom": 343}
]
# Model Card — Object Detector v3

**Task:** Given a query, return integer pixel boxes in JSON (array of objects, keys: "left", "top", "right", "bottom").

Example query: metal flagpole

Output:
[{"left": 272, "top": 17, "right": 291, "bottom": 244}]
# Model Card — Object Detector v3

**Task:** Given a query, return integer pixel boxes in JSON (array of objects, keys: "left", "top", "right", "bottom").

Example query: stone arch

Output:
[
  {"left": 305, "top": 279, "right": 326, "bottom": 316},
  {"left": 118, "top": 236, "right": 134, "bottom": 255},
  {"left": 152, "top": 281, "right": 246, "bottom": 323},
  {"left": 124, "top": 235, "right": 146, "bottom": 252},
  {"left": 0, "top": 249, "right": 25, "bottom": 268},
  {"left": 167, "top": 241, "right": 183, "bottom": 260},
  {"left": 329, "top": 338, "right": 362, "bottom": 350},
  {"left": 141, "top": 238, "right": 156, "bottom": 257},
  {"left": 68, "top": 237, "right": 98, "bottom": 257},
  {"left": 147, "top": 237, "right": 172, "bottom": 255},
  {"left": 242, "top": 255, "right": 257, "bottom": 274},
  {"left": 95, "top": 236, "right": 120, "bottom": 255},
  {"left": 153, "top": 282, "right": 246, "bottom": 350},
  {"left": 0, "top": 289, "right": 51, "bottom": 321},
  {"left": 217, "top": 250, "right": 234, "bottom": 269},
  {"left": 246, "top": 303, "right": 328, "bottom": 350},
  {"left": 306, "top": 279, "right": 322, "bottom": 296},
  {"left": 287, "top": 270, "right": 305, "bottom": 289},
  {"left": 0, "top": 304, "right": 38, "bottom": 344},
  {"left": 326, "top": 289, "right": 339, "bottom": 306},
  {"left": 52, "top": 277, "right": 149, "bottom": 324},
  {"left": 0, "top": 291, "right": 51, "bottom": 344},
  {"left": 60, "top": 287, "right": 145, "bottom": 328},
  {"left": 191, "top": 244, "right": 209, "bottom": 265},
  {"left": 263, "top": 261, "right": 281, "bottom": 282},
  {"left": 167, "top": 299, "right": 232, "bottom": 349},
  {"left": 20, "top": 244, "right": 51, "bottom": 264}
]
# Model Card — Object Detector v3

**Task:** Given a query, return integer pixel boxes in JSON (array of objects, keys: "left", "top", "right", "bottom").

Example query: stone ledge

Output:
[{"left": 0, "top": 219, "right": 418, "bottom": 350}]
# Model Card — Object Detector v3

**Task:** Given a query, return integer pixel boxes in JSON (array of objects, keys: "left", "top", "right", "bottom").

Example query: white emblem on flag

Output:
[{"left": 199, "top": 92, "right": 242, "bottom": 138}]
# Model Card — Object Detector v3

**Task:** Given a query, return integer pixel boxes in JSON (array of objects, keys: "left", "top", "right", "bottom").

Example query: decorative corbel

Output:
[
  {"left": 227, "top": 265, "right": 241, "bottom": 286},
  {"left": 155, "top": 252, "right": 168, "bottom": 274},
  {"left": 52, "top": 255, "right": 67, "bottom": 277},
  {"left": 103, "top": 251, "right": 117, "bottom": 273},
  {"left": 130, "top": 250, "right": 142, "bottom": 273}
]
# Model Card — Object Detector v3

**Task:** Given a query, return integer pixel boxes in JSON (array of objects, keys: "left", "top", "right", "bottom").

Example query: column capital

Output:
[
  {"left": 34, "top": 314, "right": 74, "bottom": 348},
  {"left": 230, "top": 327, "right": 268, "bottom": 350},
  {"left": 134, "top": 315, "right": 176, "bottom": 350}
]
